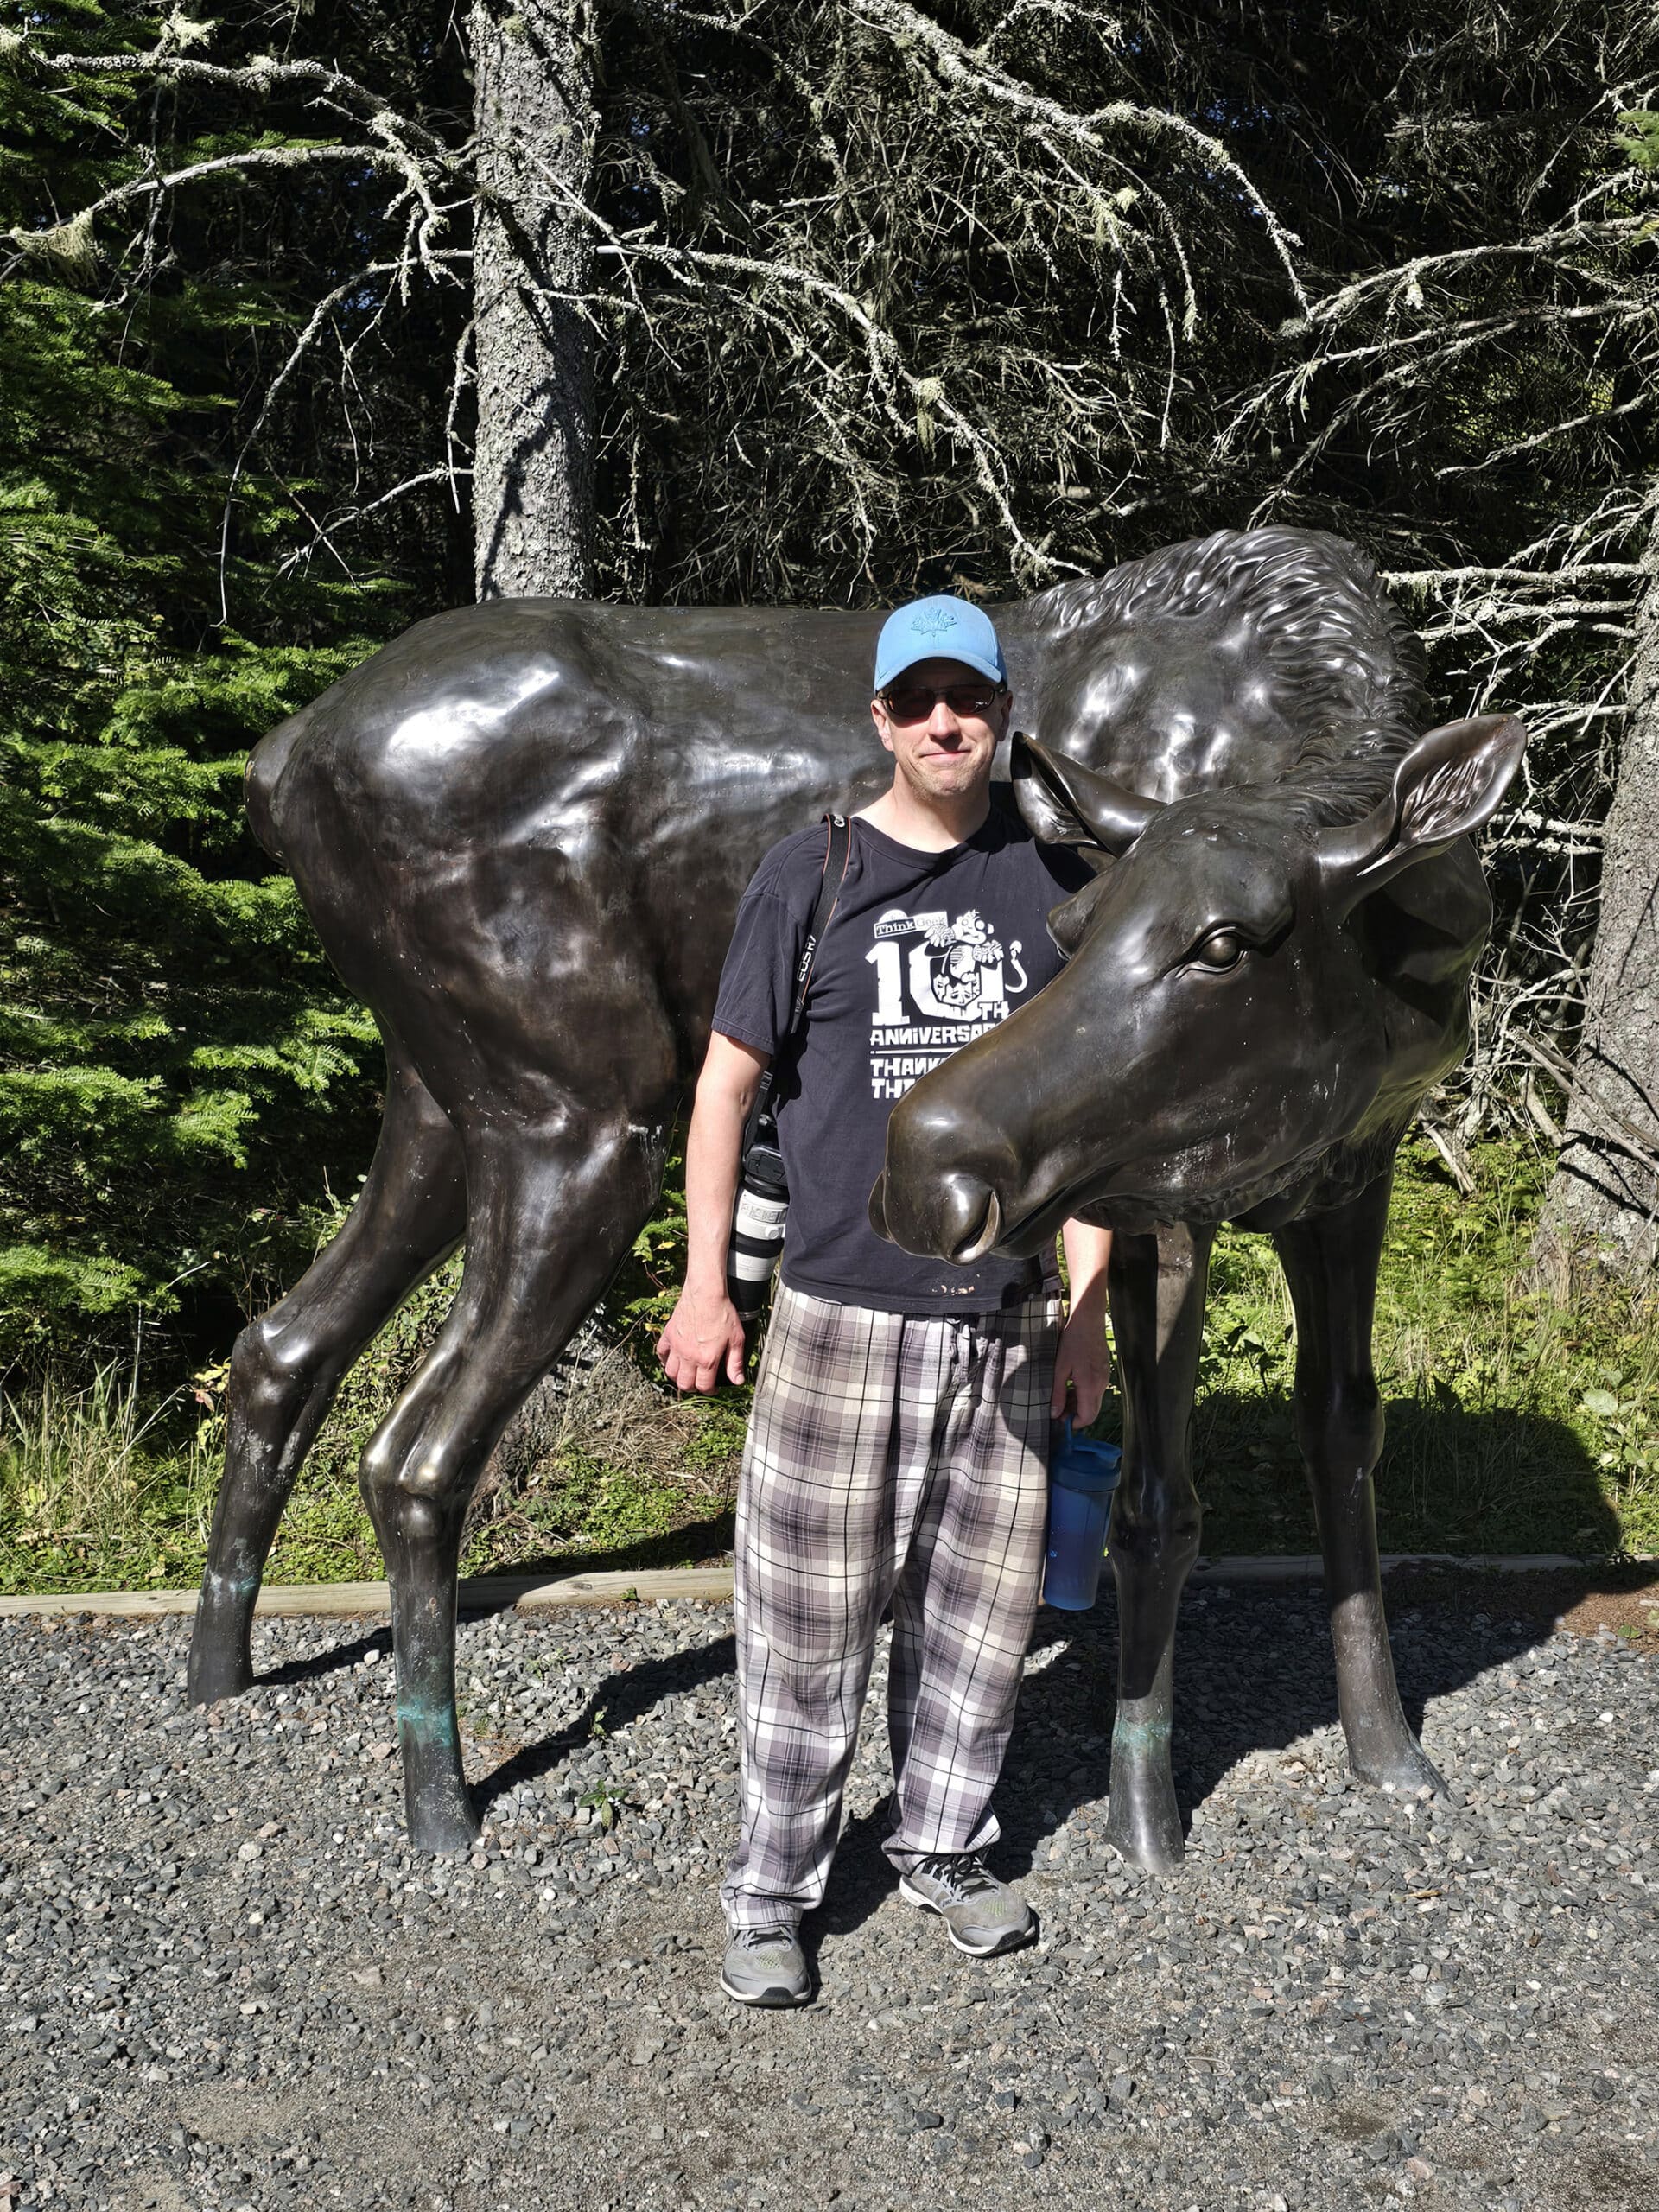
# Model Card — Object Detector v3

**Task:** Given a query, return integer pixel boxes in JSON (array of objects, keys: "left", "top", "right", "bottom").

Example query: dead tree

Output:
[
  {"left": 470, "top": 0, "right": 597, "bottom": 597},
  {"left": 1217, "top": 44, "right": 1659, "bottom": 1224},
  {"left": 10, "top": 5, "right": 1306, "bottom": 609},
  {"left": 1536, "top": 507, "right": 1659, "bottom": 1275}
]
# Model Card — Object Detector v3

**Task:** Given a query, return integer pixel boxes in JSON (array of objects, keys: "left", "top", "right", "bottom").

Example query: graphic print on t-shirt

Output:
[{"left": 866, "top": 905, "right": 1031, "bottom": 1100}]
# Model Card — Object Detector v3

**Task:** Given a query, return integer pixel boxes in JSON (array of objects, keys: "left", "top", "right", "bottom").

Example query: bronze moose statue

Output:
[{"left": 187, "top": 526, "right": 1524, "bottom": 1865}]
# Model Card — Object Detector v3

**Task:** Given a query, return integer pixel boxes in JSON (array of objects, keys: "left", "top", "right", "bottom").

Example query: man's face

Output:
[{"left": 870, "top": 655, "right": 1010, "bottom": 806}]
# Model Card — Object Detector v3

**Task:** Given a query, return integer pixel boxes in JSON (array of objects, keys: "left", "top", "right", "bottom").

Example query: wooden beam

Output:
[
  {"left": 0, "top": 1566, "right": 736, "bottom": 1621},
  {"left": 1, "top": 1554, "right": 1649, "bottom": 1621}
]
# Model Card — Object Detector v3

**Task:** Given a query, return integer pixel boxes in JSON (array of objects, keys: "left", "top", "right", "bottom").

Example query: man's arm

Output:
[
  {"left": 656, "top": 1032, "right": 771, "bottom": 1392},
  {"left": 1052, "top": 1220, "right": 1114, "bottom": 1423}
]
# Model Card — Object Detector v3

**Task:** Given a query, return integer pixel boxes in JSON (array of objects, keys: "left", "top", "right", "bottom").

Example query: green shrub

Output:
[
  {"left": 2, "top": 1133, "right": 1655, "bottom": 1595},
  {"left": 1166, "top": 1138, "right": 1658, "bottom": 1558}
]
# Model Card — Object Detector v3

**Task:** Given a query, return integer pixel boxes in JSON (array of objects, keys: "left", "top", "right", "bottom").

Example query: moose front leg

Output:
[
  {"left": 1273, "top": 1172, "right": 1446, "bottom": 1794},
  {"left": 1103, "top": 1221, "right": 1213, "bottom": 1873}
]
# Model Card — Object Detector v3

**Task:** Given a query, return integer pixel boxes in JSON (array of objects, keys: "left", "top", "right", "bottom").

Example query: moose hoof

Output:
[
  {"left": 187, "top": 1571, "right": 264, "bottom": 1704},
  {"left": 406, "top": 1783, "right": 480, "bottom": 1855},
  {"left": 1104, "top": 1793, "right": 1185, "bottom": 1875},
  {"left": 1354, "top": 1739, "right": 1447, "bottom": 1797},
  {"left": 1105, "top": 1704, "right": 1185, "bottom": 1872},
  {"left": 1105, "top": 1744, "right": 1185, "bottom": 1871},
  {"left": 186, "top": 1630, "right": 254, "bottom": 1707}
]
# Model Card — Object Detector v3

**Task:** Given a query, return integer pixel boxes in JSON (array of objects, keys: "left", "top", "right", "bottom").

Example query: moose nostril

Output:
[
  {"left": 882, "top": 1088, "right": 1021, "bottom": 1260},
  {"left": 938, "top": 1174, "right": 1001, "bottom": 1265}
]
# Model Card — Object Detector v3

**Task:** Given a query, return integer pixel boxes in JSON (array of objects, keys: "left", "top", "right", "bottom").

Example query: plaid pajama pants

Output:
[{"left": 720, "top": 1283, "right": 1061, "bottom": 1931}]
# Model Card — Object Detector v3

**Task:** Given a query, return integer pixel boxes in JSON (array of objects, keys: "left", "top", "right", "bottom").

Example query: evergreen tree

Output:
[
  {"left": 0, "top": 4, "right": 466, "bottom": 1367},
  {"left": 3, "top": 0, "right": 1300, "bottom": 1373},
  {"left": 7, "top": 0, "right": 1657, "bottom": 1391},
  {"left": 1210, "top": 2, "right": 1659, "bottom": 1219}
]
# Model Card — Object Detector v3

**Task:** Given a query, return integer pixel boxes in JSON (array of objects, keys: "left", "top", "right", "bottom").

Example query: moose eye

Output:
[{"left": 1191, "top": 929, "right": 1244, "bottom": 971}]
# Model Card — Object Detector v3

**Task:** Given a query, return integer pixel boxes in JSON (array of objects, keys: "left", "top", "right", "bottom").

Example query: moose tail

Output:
[{"left": 243, "top": 708, "right": 312, "bottom": 865}]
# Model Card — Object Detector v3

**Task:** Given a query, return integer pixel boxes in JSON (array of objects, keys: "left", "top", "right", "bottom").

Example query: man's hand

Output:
[
  {"left": 657, "top": 1281, "right": 747, "bottom": 1393},
  {"left": 656, "top": 1032, "right": 769, "bottom": 1395},
  {"left": 1052, "top": 1302, "right": 1113, "bottom": 1425},
  {"left": 1054, "top": 1218, "right": 1114, "bottom": 1424}
]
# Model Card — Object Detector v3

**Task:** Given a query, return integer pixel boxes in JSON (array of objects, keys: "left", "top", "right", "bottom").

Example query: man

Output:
[{"left": 657, "top": 594, "right": 1113, "bottom": 2008}]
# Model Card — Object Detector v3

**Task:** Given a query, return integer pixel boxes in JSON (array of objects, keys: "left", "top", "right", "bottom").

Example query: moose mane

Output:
[{"left": 1029, "top": 525, "right": 1428, "bottom": 829}]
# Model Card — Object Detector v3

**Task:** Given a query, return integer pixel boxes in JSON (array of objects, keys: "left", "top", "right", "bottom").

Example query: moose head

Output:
[{"left": 871, "top": 713, "right": 1527, "bottom": 1257}]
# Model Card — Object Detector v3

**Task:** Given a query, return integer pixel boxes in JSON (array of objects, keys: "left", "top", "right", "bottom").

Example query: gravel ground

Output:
[{"left": 3, "top": 1586, "right": 1655, "bottom": 2212}]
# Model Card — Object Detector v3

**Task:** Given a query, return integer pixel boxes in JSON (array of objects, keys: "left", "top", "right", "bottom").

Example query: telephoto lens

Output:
[{"left": 727, "top": 1129, "right": 789, "bottom": 1322}]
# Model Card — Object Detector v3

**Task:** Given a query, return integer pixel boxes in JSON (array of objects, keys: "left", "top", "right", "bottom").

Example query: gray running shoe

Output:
[
  {"left": 719, "top": 1924, "right": 811, "bottom": 2008},
  {"left": 899, "top": 1853, "right": 1034, "bottom": 1956}
]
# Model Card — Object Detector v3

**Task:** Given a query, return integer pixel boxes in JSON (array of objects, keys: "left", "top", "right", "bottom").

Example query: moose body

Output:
[{"left": 188, "top": 528, "right": 1522, "bottom": 1867}]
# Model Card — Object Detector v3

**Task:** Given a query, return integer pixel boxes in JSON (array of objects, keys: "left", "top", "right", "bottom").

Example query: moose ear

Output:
[
  {"left": 1316, "top": 713, "right": 1527, "bottom": 910},
  {"left": 1011, "top": 733, "right": 1165, "bottom": 855}
]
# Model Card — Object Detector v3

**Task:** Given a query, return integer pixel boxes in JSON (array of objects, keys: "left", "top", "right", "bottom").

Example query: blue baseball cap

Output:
[{"left": 874, "top": 594, "right": 1007, "bottom": 693}]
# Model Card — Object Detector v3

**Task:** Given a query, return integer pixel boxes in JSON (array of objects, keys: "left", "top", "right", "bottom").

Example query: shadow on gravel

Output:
[
  {"left": 807, "top": 1567, "right": 1615, "bottom": 1938},
  {"left": 247, "top": 1423, "right": 1637, "bottom": 1937},
  {"left": 988, "top": 1575, "right": 1586, "bottom": 1890},
  {"left": 255, "top": 1627, "right": 391, "bottom": 1688},
  {"left": 804, "top": 1805, "right": 896, "bottom": 1942},
  {"left": 471, "top": 1557, "right": 1631, "bottom": 1933},
  {"left": 473, "top": 1631, "right": 737, "bottom": 1816}
]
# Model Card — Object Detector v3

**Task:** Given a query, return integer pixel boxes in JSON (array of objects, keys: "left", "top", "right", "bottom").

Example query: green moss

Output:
[{"left": 683, "top": 1396, "right": 752, "bottom": 1471}]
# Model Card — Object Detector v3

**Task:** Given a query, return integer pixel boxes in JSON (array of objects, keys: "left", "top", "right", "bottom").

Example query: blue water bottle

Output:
[{"left": 1042, "top": 1418, "right": 1122, "bottom": 1611}]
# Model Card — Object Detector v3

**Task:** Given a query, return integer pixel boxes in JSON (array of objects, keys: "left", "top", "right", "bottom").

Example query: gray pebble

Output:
[{"left": 1, "top": 1590, "right": 1654, "bottom": 2209}]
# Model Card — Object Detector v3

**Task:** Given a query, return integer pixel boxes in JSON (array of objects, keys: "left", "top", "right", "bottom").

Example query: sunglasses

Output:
[{"left": 879, "top": 682, "right": 1005, "bottom": 724}]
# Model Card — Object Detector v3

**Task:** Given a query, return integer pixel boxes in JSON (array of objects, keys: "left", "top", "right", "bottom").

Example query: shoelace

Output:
[
  {"left": 912, "top": 1853, "right": 998, "bottom": 1901},
  {"left": 734, "top": 1924, "right": 795, "bottom": 1950}
]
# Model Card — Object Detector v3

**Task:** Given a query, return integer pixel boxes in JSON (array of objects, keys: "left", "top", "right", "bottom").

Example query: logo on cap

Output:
[{"left": 911, "top": 605, "right": 959, "bottom": 639}]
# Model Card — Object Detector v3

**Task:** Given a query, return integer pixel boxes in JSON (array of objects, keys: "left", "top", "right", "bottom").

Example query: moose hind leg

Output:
[
  {"left": 359, "top": 1109, "right": 662, "bottom": 1852},
  {"left": 1273, "top": 1171, "right": 1446, "bottom": 1794},
  {"left": 188, "top": 1040, "right": 466, "bottom": 1705},
  {"left": 1103, "top": 1222, "right": 1213, "bottom": 1874}
]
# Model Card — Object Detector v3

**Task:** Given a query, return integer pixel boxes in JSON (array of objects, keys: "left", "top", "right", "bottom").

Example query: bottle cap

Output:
[{"left": 1049, "top": 1414, "right": 1122, "bottom": 1493}]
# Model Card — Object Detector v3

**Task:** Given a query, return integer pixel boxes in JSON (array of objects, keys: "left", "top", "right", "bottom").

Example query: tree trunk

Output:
[
  {"left": 1537, "top": 503, "right": 1659, "bottom": 1281},
  {"left": 470, "top": 0, "right": 596, "bottom": 599}
]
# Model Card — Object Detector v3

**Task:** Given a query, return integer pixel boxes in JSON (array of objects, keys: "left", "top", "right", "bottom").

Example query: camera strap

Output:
[
  {"left": 744, "top": 810, "right": 853, "bottom": 1147},
  {"left": 786, "top": 811, "right": 853, "bottom": 1039}
]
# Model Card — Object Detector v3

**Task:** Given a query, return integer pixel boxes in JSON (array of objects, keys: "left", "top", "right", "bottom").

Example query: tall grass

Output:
[
  {"left": 0, "top": 1348, "right": 220, "bottom": 1592},
  {"left": 1, "top": 1135, "right": 1655, "bottom": 1596},
  {"left": 1170, "top": 1140, "right": 1659, "bottom": 1557},
  {"left": 0, "top": 1264, "right": 744, "bottom": 1594}
]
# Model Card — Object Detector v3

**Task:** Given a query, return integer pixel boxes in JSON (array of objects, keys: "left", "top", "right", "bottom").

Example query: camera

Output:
[{"left": 726, "top": 1112, "right": 789, "bottom": 1322}]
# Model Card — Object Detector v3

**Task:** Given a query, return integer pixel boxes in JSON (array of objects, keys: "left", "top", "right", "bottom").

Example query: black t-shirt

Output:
[{"left": 711, "top": 796, "right": 1092, "bottom": 1313}]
